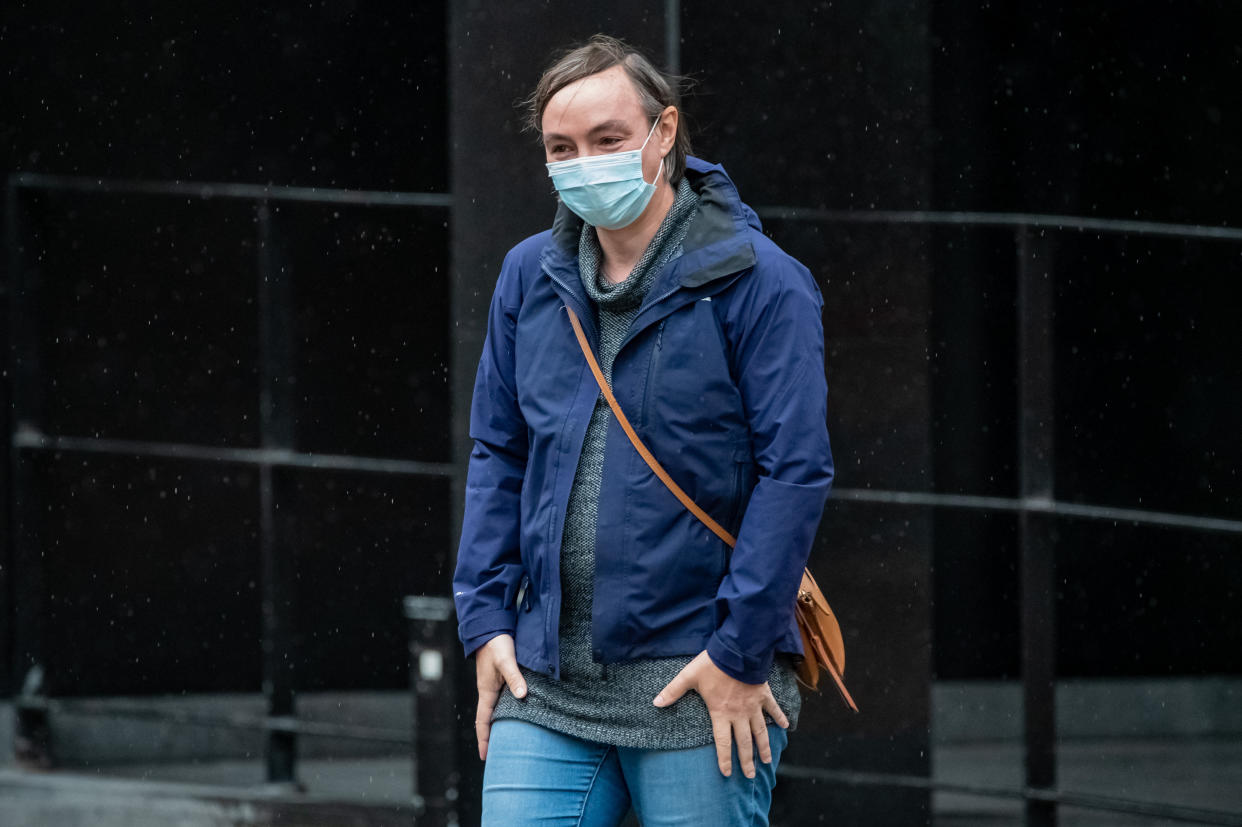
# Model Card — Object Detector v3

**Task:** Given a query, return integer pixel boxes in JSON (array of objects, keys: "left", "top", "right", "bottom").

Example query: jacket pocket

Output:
[
  {"left": 722, "top": 441, "right": 752, "bottom": 572},
  {"left": 514, "top": 573, "right": 532, "bottom": 613}
]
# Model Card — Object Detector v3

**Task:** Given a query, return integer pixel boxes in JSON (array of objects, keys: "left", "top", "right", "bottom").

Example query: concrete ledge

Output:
[
  {"left": 934, "top": 677, "right": 1242, "bottom": 743},
  {"left": 0, "top": 767, "right": 417, "bottom": 827},
  {"left": 0, "top": 700, "right": 13, "bottom": 768},
  {"left": 3, "top": 690, "right": 411, "bottom": 767},
  {"left": 7, "top": 678, "right": 1241, "bottom": 764}
]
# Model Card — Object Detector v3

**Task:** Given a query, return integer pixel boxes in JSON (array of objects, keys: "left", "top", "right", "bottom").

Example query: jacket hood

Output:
[{"left": 540, "top": 155, "right": 759, "bottom": 292}]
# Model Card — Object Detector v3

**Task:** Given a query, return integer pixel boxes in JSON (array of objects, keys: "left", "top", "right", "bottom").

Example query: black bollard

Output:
[
  {"left": 14, "top": 664, "right": 52, "bottom": 769},
  {"left": 405, "top": 595, "right": 460, "bottom": 827}
]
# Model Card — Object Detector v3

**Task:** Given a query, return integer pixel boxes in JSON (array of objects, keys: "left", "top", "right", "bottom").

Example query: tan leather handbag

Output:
[{"left": 565, "top": 306, "right": 857, "bottom": 712}]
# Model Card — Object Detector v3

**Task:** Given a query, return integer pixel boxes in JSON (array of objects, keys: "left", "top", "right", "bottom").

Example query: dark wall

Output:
[
  {"left": 2, "top": 3, "right": 1239, "bottom": 824},
  {"left": 932, "top": 2, "right": 1241, "bottom": 223},
  {"left": 930, "top": 2, "right": 1242, "bottom": 678},
  {"left": 2, "top": 1, "right": 452, "bottom": 698},
  {"left": 1, "top": 2, "right": 447, "bottom": 191}
]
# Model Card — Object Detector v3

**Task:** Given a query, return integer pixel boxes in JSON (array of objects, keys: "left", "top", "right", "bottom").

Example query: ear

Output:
[{"left": 657, "top": 105, "right": 679, "bottom": 156}]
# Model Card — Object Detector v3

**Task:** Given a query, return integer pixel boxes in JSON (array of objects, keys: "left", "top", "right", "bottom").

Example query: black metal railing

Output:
[
  {"left": 775, "top": 765, "right": 1242, "bottom": 826},
  {"left": 4, "top": 172, "right": 1240, "bottom": 826},
  {"left": 3, "top": 173, "right": 460, "bottom": 814},
  {"left": 756, "top": 203, "right": 1242, "bottom": 827}
]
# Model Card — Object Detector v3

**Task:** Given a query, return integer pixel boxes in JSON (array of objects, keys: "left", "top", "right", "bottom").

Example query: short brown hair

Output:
[{"left": 525, "top": 34, "right": 692, "bottom": 186}]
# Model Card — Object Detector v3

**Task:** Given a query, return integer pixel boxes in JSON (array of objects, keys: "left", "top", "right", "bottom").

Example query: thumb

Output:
[
  {"left": 499, "top": 658, "right": 527, "bottom": 699},
  {"left": 654, "top": 664, "right": 695, "bottom": 708}
]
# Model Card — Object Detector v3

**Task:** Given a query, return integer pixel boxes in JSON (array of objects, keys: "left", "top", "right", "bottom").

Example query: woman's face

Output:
[{"left": 540, "top": 65, "right": 674, "bottom": 186}]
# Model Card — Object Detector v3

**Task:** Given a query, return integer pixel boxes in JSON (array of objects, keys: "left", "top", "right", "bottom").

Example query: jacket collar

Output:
[{"left": 538, "top": 156, "right": 758, "bottom": 308}]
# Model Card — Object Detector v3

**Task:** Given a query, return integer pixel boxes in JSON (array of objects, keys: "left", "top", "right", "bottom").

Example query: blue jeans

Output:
[{"left": 481, "top": 719, "right": 787, "bottom": 826}]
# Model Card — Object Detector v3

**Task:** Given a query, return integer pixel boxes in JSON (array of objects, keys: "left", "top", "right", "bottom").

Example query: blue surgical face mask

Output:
[{"left": 545, "top": 117, "right": 664, "bottom": 230}]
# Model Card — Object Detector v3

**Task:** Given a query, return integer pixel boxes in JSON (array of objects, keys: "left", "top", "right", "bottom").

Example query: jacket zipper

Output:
[
  {"left": 543, "top": 504, "right": 558, "bottom": 675},
  {"left": 642, "top": 319, "right": 666, "bottom": 427},
  {"left": 722, "top": 460, "right": 745, "bottom": 574},
  {"left": 616, "top": 280, "right": 684, "bottom": 356}
]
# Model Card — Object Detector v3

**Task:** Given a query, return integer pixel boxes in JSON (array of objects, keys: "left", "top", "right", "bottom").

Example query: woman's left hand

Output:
[{"left": 653, "top": 650, "right": 789, "bottom": 778}]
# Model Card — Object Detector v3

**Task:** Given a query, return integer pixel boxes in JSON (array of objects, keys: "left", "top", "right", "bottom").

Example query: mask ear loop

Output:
[
  {"left": 647, "top": 156, "right": 666, "bottom": 189},
  {"left": 641, "top": 115, "right": 668, "bottom": 188}
]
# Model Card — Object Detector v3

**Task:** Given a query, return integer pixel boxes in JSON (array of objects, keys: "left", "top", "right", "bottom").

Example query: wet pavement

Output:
[
  {"left": 4, "top": 736, "right": 1240, "bottom": 825},
  {"left": 934, "top": 737, "right": 1242, "bottom": 825}
]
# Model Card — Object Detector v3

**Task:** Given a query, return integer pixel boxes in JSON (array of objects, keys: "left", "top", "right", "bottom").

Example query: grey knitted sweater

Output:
[{"left": 492, "top": 179, "right": 801, "bottom": 748}]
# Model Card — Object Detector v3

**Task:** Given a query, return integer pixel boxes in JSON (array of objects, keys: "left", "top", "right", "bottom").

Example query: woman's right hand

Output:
[{"left": 474, "top": 633, "right": 528, "bottom": 760}]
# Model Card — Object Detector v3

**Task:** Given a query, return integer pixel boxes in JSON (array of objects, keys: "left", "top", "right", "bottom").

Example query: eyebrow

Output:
[{"left": 543, "top": 119, "right": 635, "bottom": 144}]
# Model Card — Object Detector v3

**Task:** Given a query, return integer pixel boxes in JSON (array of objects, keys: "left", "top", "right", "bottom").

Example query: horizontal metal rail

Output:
[
  {"left": 12, "top": 429, "right": 456, "bottom": 479},
  {"left": 15, "top": 696, "right": 412, "bottom": 747},
  {"left": 833, "top": 487, "right": 1242, "bottom": 536},
  {"left": 9, "top": 172, "right": 453, "bottom": 209},
  {"left": 15, "top": 430, "right": 1237, "bottom": 536},
  {"left": 778, "top": 764, "right": 1242, "bottom": 826},
  {"left": 15, "top": 175, "right": 1240, "bottom": 241},
  {"left": 754, "top": 205, "right": 1242, "bottom": 243},
  {"left": 10, "top": 176, "right": 1241, "bottom": 822}
]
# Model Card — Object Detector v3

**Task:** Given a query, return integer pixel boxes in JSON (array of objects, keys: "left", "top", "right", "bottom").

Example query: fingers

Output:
[
  {"left": 718, "top": 685, "right": 786, "bottom": 779},
  {"left": 474, "top": 635, "right": 526, "bottom": 761},
  {"left": 711, "top": 714, "right": 734, "bottom": 777},
  {"left": 733, "top": 716, "right": 757, "bottom": 779},
  {"left": 475, "top": 688, "right": 497, "bottom": 761},
  {"left": 474, "top": 639, "right": 525, "bottom": 760},
  {"left": 480, "top": 635, "right": 525, "bottom": 698},
  {"left": 751, "top": 709, "right": 773, "bottom": 766},
  {"left": 499, "top": 658, "right": 527, "bottom": 699},
  {"left": 653, "top": 667, "right": 693, "bottom": 708},
  {"left": 762, "top": 687, "right": 790, "bottom": 729}
]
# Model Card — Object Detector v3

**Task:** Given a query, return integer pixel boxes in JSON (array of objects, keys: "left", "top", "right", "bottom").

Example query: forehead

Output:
[{"left": 541, "top": 65, "right": 646, "bottom": 135}]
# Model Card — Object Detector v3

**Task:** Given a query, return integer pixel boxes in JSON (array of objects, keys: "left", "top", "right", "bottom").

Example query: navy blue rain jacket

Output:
[{"left": 452, "top": 156, "right": 834, "bottom": 684}]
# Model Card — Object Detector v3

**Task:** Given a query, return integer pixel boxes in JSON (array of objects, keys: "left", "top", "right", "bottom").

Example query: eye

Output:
[
  {"left": 548, "top": 143, "right": 573, "bottom": 156},
  {"left": 600, "top": 136, "right": 623, "bottom": 147}
]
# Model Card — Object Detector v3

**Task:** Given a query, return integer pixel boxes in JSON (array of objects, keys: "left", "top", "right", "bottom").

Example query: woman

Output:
[{"left": 451, "top": 34, "right": 834, "bottom": 826}]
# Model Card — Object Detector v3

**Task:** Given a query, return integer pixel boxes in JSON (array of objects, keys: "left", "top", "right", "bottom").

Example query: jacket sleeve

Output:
[
  {"left": 451, "top": 249, "right": 528, "bottom": 658},
  {"left": 707, "top": 253, "right": 834, "bottom": 684}
]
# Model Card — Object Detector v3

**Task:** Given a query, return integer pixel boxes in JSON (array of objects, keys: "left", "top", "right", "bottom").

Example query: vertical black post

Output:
[
  {"left": 257, "top": 201, "right": 297, "bottom": 784},
  {"left": 664, "top": 0, "right": 681, "bottom": 74},
  {"left": 7, "top": 179, "right": 52, "bottom": 768},
  {"left": 405, "top": 596, "right": 460, "bottom": 827},
  {"left": 1017, "top": 225, "right": 1057, "bottom": 826},
  {"left": 1, "top": 178, "right": 17, "bottom": 702}
]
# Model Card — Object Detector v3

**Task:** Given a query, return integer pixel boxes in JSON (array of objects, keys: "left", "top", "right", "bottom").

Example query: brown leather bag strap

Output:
[
  {"left": 567, "top": 305, "right": 857, "bottom": 711},
  {"left": 564, "top": 306, "right": 738, "bottom": 550}
]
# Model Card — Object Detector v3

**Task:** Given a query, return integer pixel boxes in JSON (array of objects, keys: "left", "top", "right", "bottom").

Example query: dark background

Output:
[{"left": 2, "top": 0, "right": 1240, "bottom": 821}]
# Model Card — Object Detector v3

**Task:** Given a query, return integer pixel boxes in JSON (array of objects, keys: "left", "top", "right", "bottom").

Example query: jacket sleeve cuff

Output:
[
  {"left": 707, "top": 630, "right": 773, "bottom": 685},
  {"left": 458, "top": 609, "right": 515, "bottom": 657}
]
